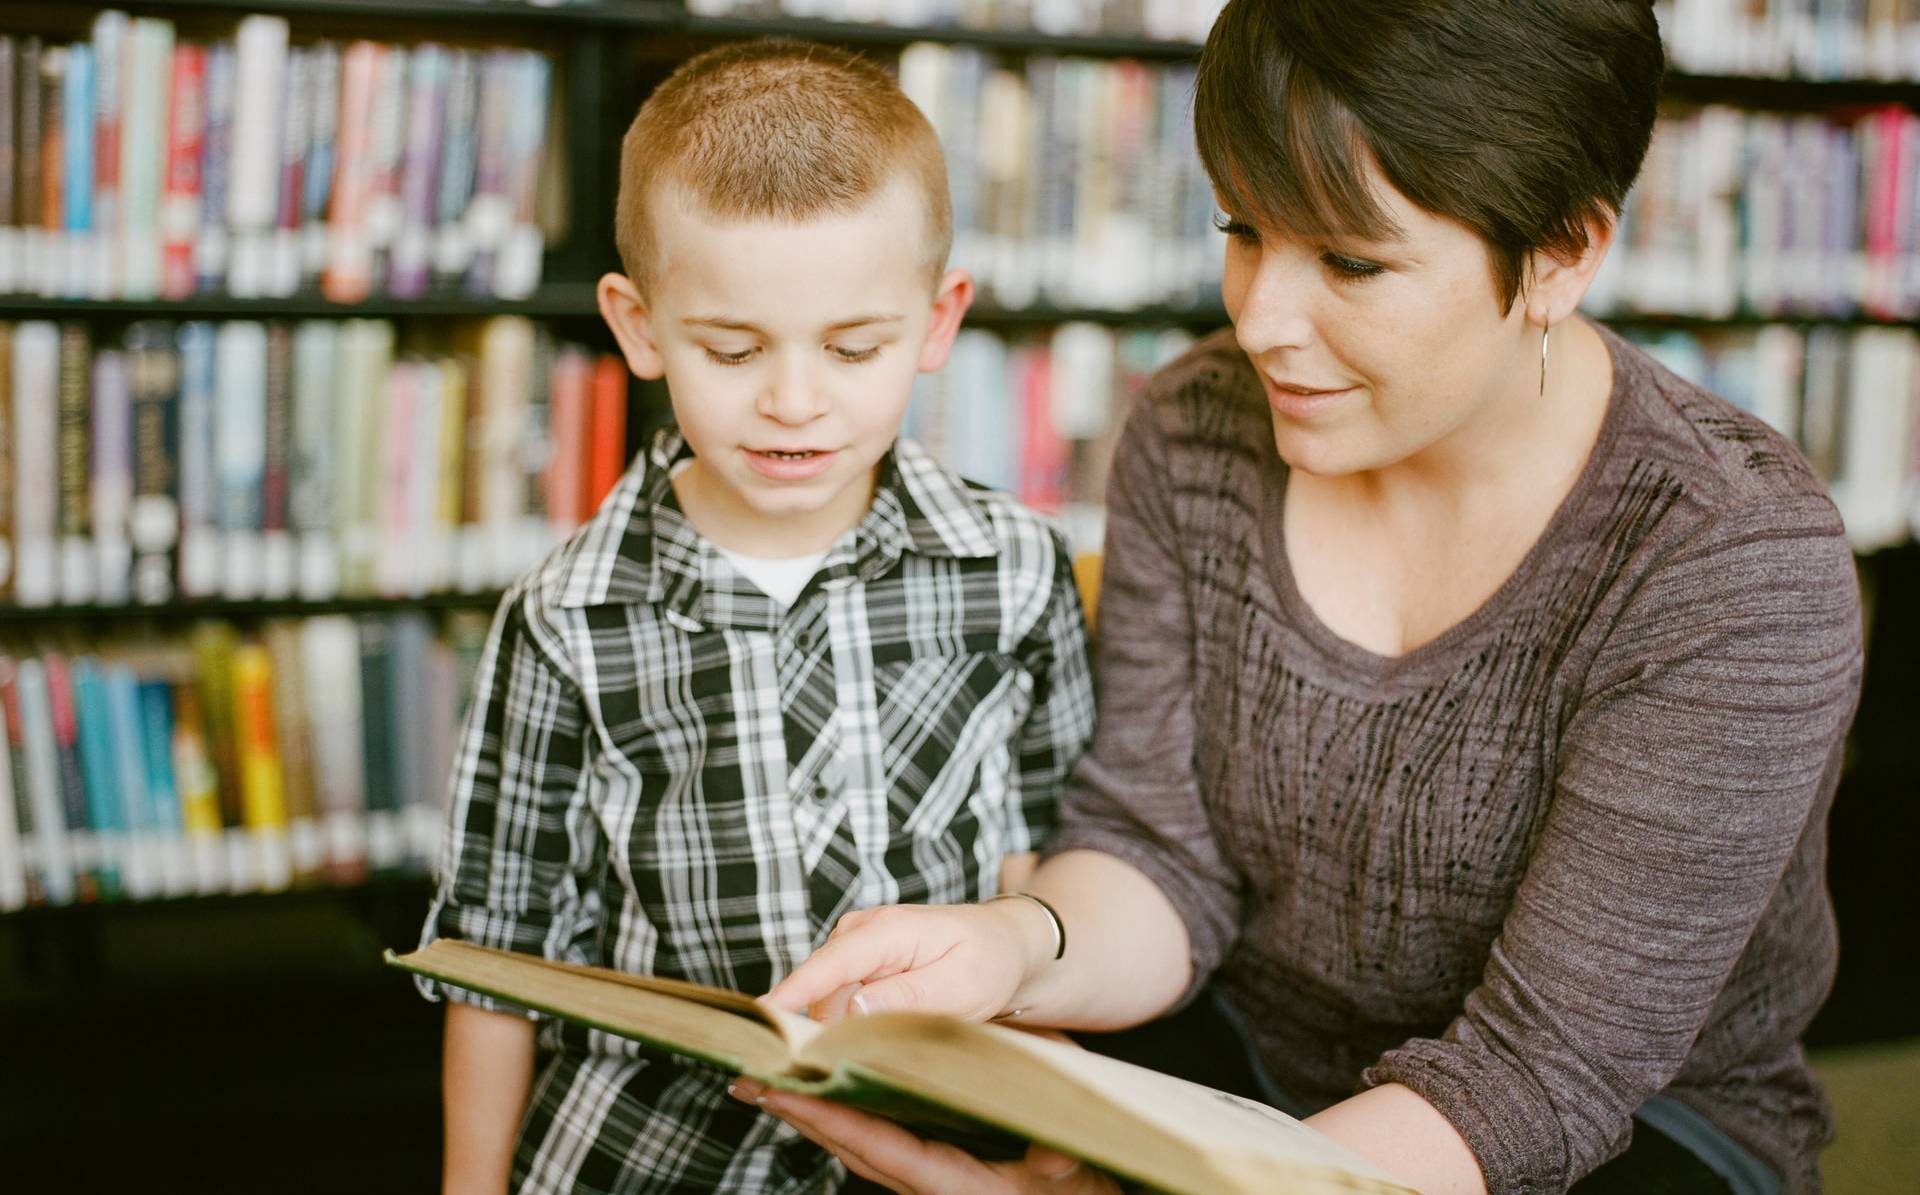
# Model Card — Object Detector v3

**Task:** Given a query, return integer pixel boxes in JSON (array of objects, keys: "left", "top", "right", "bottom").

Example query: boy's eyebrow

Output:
[{"left": 681, "top": 314, "right": 905, "bottom": 333}]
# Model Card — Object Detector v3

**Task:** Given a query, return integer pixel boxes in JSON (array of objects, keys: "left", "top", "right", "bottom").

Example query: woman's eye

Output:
[
  {"left": 1212, "top": 214, "right": 1261, "bottom": 245},
  {"left": 704, "top": 347, "right": 756, "bottom": 366},
  {"left": 1322, "top": 251, "right": 1386, "bottom": 279},
  {"left": 830, "top": 345, "right": 882, "bottom": 364}
]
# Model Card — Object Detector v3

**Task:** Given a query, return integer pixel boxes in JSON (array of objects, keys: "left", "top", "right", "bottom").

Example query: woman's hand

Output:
[
  {"left": 730, "top": 1079, "right": 1121, "bottom": 1195},
  {"left": 763, "top": 900, "right": 1055, "bottom": 1022}
]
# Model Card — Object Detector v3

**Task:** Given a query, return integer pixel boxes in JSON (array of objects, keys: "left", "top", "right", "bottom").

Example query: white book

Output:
[
  {"left": 214, "top": 321, "right": 268, "bottom": 600},
  {"left": 335, "top": 319, "right": 395, "bottom": 595},
  {"left": 1833, "top": 330, "right": 1918, "bottom": 551},
  {"left": 90, "top": 350, "right": 134, "bottom": 606},
  {"left": 301, "top": 617, "right": 367, "bottom": 877},
  {"left": 11, "top": 323, "right": 60, "bottom": 607},
  {"left": 14, "top": 661, "right": 74, "bottom": 906},
  {"left": 89, "top": 11, "right": 127, "bottom": 300},
  {"left": 226, "top": 15, "right": 289, "bottom": 298},
  {"left": 291, "top": 321, "right": 341, "bottom": 599},
  {"left": 120, "top": 18, "right": 171, "bottom": 299}
]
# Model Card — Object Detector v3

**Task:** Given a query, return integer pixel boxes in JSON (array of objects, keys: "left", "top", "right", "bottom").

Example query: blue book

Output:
[
  {"left": 61, "top": 43, "right": 92, "bottom": 299},
  {"left": 70, "top": 657, "right": 123, "bottom": 898},
  {"left": 176, "top": 322, "right": 221, "bottom": 598},
  {"left": 139, "top": 679, "right": 181, "bottom": 847},
  {"left": 104, "top": 666, "right": 154, "bottom": 898}
]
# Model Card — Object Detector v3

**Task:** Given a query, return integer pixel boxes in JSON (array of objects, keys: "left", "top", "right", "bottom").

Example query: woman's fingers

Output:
[
  {"left": 762, "top": 916, "right": 910, "bottom": 1012},
  {"left": 736, "top": 1082, "right": 995, "bottom": 1194}
]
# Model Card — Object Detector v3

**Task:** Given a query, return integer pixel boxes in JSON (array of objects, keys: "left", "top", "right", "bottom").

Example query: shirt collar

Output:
[{"left": 548, "top": 426, "right": 998, "bottom": 622}]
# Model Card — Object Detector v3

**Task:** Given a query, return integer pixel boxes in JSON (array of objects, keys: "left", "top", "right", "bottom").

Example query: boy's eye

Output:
[
  {"left": 1321, "top": 251, "right": 1386, "bottom": 280},
  {"left": 830, "top": 345, "right": 882, "bottom": 364},
  {"left": 704, "top": 346, "right": 757, "bottom": 366},
  {"left": 1212, "top": 213, "right": 1261, "bottom": 246}
]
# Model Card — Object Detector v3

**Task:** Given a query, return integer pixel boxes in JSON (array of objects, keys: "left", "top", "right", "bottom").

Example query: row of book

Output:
[
  {"left": 683, "top": 0, "right": 1228, "bottom": 43},
  {"left": 906, "top": 321, "right": 1194, "bottom": 552},
  {"left": 1587, "top": 104, "right": 1920, "bottom": 321},
  {"left": 0, "top": 12, "right": 557, "bottom": 302},
  {"left": 1625, "top": 323, "right": 1920, "bottom": 552},
  {"left": 0, "top": 316, "right": 628, "bottom": 608},
  {"left": 899, "top": 43, "right": 1218, "bottom": 312},
  {"left": 1660, "top": 0, "right": 1920, "bottom": 81},
  {"left": 0, "top": 612, "right": 486, "bottom": 910}
]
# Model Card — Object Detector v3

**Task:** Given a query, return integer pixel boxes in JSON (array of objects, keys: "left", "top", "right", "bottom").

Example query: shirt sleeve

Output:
[
  {"left": 416, "top": 588, "right": 607, "bottom": 1014},
  {"left": 1362, "top": 501, "right": 1863, "bottom": 1194},
  {"left": 1000, "top": 526, "right": 1098, "bottom": 859},
  {"left": 1042, "top": 398, "right": 1246, "bottom": 1002}
]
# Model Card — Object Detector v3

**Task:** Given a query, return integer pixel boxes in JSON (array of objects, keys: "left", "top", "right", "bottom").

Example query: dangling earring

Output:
[{"left": 1539, "top": 322, "right": 1552, "bottom": 398}]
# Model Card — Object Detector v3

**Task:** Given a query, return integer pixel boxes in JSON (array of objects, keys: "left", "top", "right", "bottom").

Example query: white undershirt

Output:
[{"left": 716, "top": 545, "right": 829, "bottom": 608}]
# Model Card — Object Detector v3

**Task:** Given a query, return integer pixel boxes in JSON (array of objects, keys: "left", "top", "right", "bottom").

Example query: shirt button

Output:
[{"left": 794, "top": 627, "right": 818, "bottom": 652}]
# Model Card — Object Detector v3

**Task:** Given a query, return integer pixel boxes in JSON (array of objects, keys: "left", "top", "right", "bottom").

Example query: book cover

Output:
[
  {"left": 170, "top": 679, "right": 225, "bottom": 894},
  {"left": 323, "top": 40, "right": 379, "bottom": 303},
  {"left": 261, "top": 620, "right": 321, "bottom": 881},
  {"left": 126, "top": 320, "right": 181, "bottom": 605},
  {"left": 261, "top": 321, "right": 294, "bottom": 597},
  {"left": 88, "top": 10, "right": 124, "bottom": 299},
  {"left": 588, "top": 354, "right": 629, "bottom": 515},
  {"left": 188, "top": 620, "right": 244, "bottom": 889},
  {"left": 269, "top": 46, "right": 310, "bottom": 298},
  {"left": 388, "top": 940, "right": 1412, "bottom": 1195},
  {"left": 103, "top": 664, "right": 158, "bottom": 899},
  {"left": 432, "top": 49, "right": 478, "bottom": 287},
  {"left": 356, "top": 616, "right": 404, "bottom": 870},
  {"left": 137, "top": 675, "right": 192, "bottom": 896},
  {"left": 391, "top": 43, "right": 448, "bottom": 299},
  {"left": 69, "top": 657, "right": 124, "bottom": 899},
  {"left": 195, "top": 42, "right": 233, "bottom": 294},
  {"left": 36, "top": 46, "right": 63, "bottom": 298},
  {"left": 300, "top": 41, "right": 339, "bottom": 287},
  {"left": 120, "top": 17, "right": 171, "bottom": 300},
  {"left": 289, "top": 319, "right": 340, "bottom": 598},
  {"left": 493, "top": 51, "right": 549, "bottom": 299},
  {"left": 299, "top": 615, "right": 367, "bottom": 883},
  {"left": 56, "top": 321, "right": 93, "bottom": 603},
  {"left": 39, "top": 652, "right": 97, "bottom": 901}
]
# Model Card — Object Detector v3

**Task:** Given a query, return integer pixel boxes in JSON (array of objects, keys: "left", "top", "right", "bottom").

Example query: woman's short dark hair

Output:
[{"left": 1194, "top": 0, "right": 1663, "bottom": 311}]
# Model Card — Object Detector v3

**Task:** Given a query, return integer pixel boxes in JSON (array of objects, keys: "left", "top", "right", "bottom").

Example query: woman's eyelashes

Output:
[
  {"left": 1213, "top": 215, "right": 1387, "bottom": 282},
  {"left": 1212, "top": 213, "right": 1261, "bottom": 245}
]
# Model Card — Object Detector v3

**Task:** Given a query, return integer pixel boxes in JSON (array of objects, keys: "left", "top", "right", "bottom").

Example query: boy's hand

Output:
[
  {"left": 764, "top": 900, "right": 1057, "bottom": 1023},
  {"left": 731, "top": 1080, "right": 1121, "bottom": 1195}
]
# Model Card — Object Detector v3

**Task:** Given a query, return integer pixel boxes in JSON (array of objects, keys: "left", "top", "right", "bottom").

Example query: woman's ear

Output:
[
  {"left": 1524, "top": 213, "right": 1619, "bottom": 328},
  {"left": 598, "top": 271, "right": 666, "bottom": 380},
  {"left": 916, "top": 268, "right": 977, "bottom": 373}
]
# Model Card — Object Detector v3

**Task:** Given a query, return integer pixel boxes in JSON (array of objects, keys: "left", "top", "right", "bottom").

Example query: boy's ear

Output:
[
  {"left": 1522, "top": 211, "right": 1618, "bottom": 328},
  {"left": 598, "top": 271, "right": 666, "bottom": 380},
  {"left": 916, "top": 268, "right": 976, "bottom": 374}
]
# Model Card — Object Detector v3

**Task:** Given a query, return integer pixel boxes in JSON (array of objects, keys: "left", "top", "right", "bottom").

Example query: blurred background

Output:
[{"left": 0, "top": 2, "right": 1913, "bottom": 1191}]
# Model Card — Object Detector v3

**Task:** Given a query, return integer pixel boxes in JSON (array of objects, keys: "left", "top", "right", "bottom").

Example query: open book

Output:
[{"left": 387, "top": 940, "right": 1412, "bottom": 1195}]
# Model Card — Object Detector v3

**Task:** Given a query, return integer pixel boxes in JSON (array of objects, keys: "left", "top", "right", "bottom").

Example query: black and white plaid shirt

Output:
[{"left": 420, "top": 428, "right": 1096, "bottom": 1194}]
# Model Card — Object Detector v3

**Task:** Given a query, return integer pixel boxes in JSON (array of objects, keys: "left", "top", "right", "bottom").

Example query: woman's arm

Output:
[{"left": 441, "top": 1003, "right": 535, "bottom": 1195}]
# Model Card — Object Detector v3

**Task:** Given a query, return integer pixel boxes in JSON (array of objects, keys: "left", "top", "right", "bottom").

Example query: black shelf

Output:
[
  {"left": 1663, "top": 70, "right": 1920, "bottom": 109},
  {"left": 53, "top": 0, "right": 679, "bottom": 27},
  {"left": 1596, "top": 310, "right": 1920, "bottom": 332},
  {"left": 0, "top": 871, "right": 434, "bottom": 925},
  {"left": 0, "top": 285, "right": 605, "bottom": 320},
  {"left": 678, "top": 15, "right": 1203, "bottom": 60},
  {"left": 0, "top": 591, "right": 505, "bottom": 625}
]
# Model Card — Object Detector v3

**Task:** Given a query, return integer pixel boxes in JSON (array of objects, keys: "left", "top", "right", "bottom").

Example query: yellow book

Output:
[
  {"left": 230, "top": 643, "right": 291, "bottom": 891},
  {"left": 389, "top": 941, "right": 1412, "bottom": 1195}
]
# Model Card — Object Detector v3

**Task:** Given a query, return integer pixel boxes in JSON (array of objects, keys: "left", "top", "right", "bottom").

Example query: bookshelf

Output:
[{"left": 2, "top": 5, "right": 1918, "bottom": 1190}]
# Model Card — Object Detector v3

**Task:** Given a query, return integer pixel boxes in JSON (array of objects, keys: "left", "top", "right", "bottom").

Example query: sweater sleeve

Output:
[
  {"left": 1362, "top": 501, "right": 1862, "bottom": 1193},
  {"left": 1042, "top": 396, "right": 1246, "bottom": 1000}
]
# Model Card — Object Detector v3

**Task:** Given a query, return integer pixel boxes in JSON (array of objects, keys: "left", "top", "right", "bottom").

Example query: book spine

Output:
[
  {"left": 356, "top": 616, "right": 403, "bottom": 870},
  {"left": 0, "top": 656, "right": 23, "bottom": 911},
  {"left": 362, "top": 45, "right": 408, "bottom": 298},
  {"left": 432, "top": 50, "right": 477, "bottom": 287},
  {"left": 323, "top": 41, "right": 379, "bottom": 303},
  {"left": 37, "top": 47, "right": 63, "bottom": 299},
  {"left": 391, "top": 44, "right": 448, "bottom": 300},
  {"left": 0, "top": 659, "right": 39, "bottom": 907},
  {"left": 12, "top": 659, "right": 74, "bottom": 904},
  {"left": 88, "top": 10, "right": 123, "bottom": 299},
  {"left": 0, "top": 38, "right": 17, "bottom": 297},
  {"left": 588, "top": 354, "right": 630, "bottom": 513},
  {"left": 105, "top": 665, "right": 157, "bottom": 899},
  {"left": 231, "top": 643, "right": 291, "bottom": 892},
  {"left": 225, "top": 15, "right": 287, "bottom": 298},
  {"left": 375, "top": 357, "right": 417, "bottom": 597},
  {"left": 120, "top": 18, "right": 170, "bottom": 300},
  {"left": 546, "top": 347, "right": 590, "bottom": 531},
  {"left": 68, "top": 657, "right": 121, "bottom": 899},
  {"left": 214, "top": 320, "right": 266, "bottom": 600},
  {"left": 11, "top": 321, "right": 56, "bottom": 606},
  {"left": 175, "top": 321, "right": 219, "bottom": 598},
  {"left": 170, "top": 681, "right": 225, "bottom": 893},
  {"left": 0, "top": 320, "right": 11, "bottom": 599},
  {"left": 188, "top": 622, "right": 244, "bottom": 889},
  {"left": 88, "top": 346, "right": 133, "bottom": 606},
  {"left": 493, "top": 52, "right": 549, "bottom": 299},
  {"left": 389, "top": 613, "right": 438, "bottom": 863},
  {"left": 138, "top": 677, "right": 192, "bottom": 896},
  {"left": 17, "top": 37, "right": 42, "bottom": 297},
  {"left": 434, "top": 356, "right": 468, "bottom": 593},
  {"left": 336, "top": 318, "right": 393, "bottom": 594},
  {"left": 55, "top": 322, "right": 91, "bottom": 604},
  {"left": 62, "top": 43, "right": 92, "bottom": 300},
  {"left": 160, "top": 42, "right": 204, "bottom": 300},
  {"left": 262, "top": 621, "right": 321, "bottom": 880},
  {"left": 462, "top": 50, "right": 514, "bottom": 298},
  {"left": 299, "top": 615, "right": 367, "bottom": 883},
  {"left": 290, "top": 320, "right": 340, "bottom": 598},
  {"left": 195, "top": 42, "right": 233, "bottom": 294},
  {"left": 261, "top": 321, "right": 294, "bottom": 598},
  {"left": 269, "top": 46, "right": 310, "bottom": 298},
  {"left": 301, "top": 42, "right": 339, "bottom": 289},
  {"left": 127, "top": 321, "right": 181, "bottom": 605}
]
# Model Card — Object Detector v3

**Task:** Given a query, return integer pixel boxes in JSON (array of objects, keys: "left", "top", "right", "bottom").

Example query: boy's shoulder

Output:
[
  {"left": 889, "top": 437, "right": 1069, "bottom": 577},
  {"left": 519, "top": 434, "right": 670, "bottom": 618}
]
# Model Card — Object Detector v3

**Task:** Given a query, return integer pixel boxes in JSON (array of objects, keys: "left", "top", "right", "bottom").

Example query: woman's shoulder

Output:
[{"left": 1600, "top": 324, "right": 1844, "bottom": 540}]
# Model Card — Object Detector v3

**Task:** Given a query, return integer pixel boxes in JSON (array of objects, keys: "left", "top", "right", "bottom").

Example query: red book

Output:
[
  {"left": 586, "top": 355, "right": 629, "bottom": 514},
  {"left": 545, "top": 348, "right": 590, "bottom": 529},
  {"left": 1019, "top": 347, "right": 1066, "bottom": 513},
  {"left": 161, "top": 43, "right": 205, "bottom": 299}
]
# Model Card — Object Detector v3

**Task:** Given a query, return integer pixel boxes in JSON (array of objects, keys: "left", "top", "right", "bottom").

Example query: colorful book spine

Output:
[
  {"left": 225, "top": 15, "right": 288, "bottom": 297},
  {"left": 10, "top": 321, "right": 57, "bottom": 606},
  {"left": 159, "top": 41, "right": 203, "bottom": 300},
  {"left": 88, "top": 347, "right": 133, "bottom": 606},
  {"left": 0, "top": 656, "right": 24, "bottom": 911},
  {"left": 87, "top": 11, "right": 123, "bottom": 300},
  {"left": 55, "top": 322, "right": 91, "bottom": 604},
  {"left": 104, "top": 664, "right": 158, "bottom": 898},
  {"left": 138, "top": 676, "right": 191, "bottom": 896},
  {"left": 11, "top": 659, "right": 74, "bottom": 905},
  {"left": 231, "top": 643, "right": 292, "bottom": 892},
  {"left": 213, "top": 320, "right": 267, "bottom": 599},
  {"left": 171, "top": 681, "right": 225, "bottom": 894},
  {"left": 69, "top": 658, "right": 123, "bottom": 898},
  {"left": 588, "top": 355, "right": 629, "bottom": 512},
  {"left": 120, "top": 17, "right": 170, "bottom": 299},
  {"left": 126, "top": 321, "right": 181, "bottom": 605},
  {"left": 195, "top": 42, "right": 234, "bottom": 294},
  {"left": 391, "top": 44, "right": 448, "bottom": 299},
  {"left": 261, "top": 321, "right": 295, "bottom": 597},
  {"left": 323, "top": 41, "right": 379, "bottom": 303},
  {"left": 175, "top": 321, "right": 219, "bottom": 599},
  {"left": 60, "top": 42, "right": 92, "bottom": 300}
]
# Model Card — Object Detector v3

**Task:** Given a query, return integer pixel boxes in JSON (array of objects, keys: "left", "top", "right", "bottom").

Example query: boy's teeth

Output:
[{"left": 767, "top": 450, "right": 814, "bottom": 460}]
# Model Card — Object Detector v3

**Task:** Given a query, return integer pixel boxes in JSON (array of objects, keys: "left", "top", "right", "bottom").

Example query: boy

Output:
[{"left": 420, "top": 41, "right": 1096, "bottom": 1195}]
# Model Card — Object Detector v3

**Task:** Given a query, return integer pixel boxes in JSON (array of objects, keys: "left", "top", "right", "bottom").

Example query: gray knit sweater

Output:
[{"left": 1045, "top": 324, "right": 1863, "bottom": 1194}]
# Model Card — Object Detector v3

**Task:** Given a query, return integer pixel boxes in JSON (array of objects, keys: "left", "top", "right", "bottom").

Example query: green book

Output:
[{"left": 388, "top": 940, "right": 1411, "bottom": 1195}]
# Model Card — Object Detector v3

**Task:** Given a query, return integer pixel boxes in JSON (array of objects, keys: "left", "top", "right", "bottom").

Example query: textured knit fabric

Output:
[
  {"left": 1045, "top": 324, "right": 1862, "bottom": 1195},
  {"left": 421, "top": 428, "right": 1096, "bottom": 1194}
]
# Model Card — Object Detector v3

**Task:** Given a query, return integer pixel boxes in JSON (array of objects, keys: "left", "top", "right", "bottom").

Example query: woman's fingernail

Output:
[
  {"left": 728, "top": 1079, "right": 766, "bottom": 1105},
  {"left": 851, "top": 990, "right": 887, "bottom": 1015}
]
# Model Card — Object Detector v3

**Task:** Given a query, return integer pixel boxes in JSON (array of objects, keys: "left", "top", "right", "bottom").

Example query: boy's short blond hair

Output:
[{"left": 615, "top": 40, "right": 954, "bottom": 295}]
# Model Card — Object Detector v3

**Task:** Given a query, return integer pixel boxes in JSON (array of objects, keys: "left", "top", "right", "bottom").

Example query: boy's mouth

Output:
[{"left": 745, "top": 447, "right": 838, "bottom": 481}]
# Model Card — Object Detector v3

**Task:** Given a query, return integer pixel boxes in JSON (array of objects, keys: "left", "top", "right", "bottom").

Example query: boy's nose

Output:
[{"left": 757, "top": 360, "right": 829, "bottom": 425}]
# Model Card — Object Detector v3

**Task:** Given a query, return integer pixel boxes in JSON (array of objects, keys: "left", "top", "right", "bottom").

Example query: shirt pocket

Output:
[{"left": 872, "top": 650, "right": 1027, "bottom": 841}]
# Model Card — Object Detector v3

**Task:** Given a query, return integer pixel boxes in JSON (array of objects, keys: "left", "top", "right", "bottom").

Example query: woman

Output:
[{"left": 742, "top": 3, "right": 1863, "bottom": 1193}]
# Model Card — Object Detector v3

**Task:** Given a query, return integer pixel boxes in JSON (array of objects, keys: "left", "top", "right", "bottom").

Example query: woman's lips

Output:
[{"left": 1261, "top": 374, "right": 1358, "bottom": 419}]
